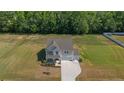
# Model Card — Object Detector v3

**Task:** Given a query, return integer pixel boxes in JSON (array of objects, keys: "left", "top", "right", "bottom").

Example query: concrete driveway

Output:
[{"left": 61, "top": 60, "right": 81, "bottom": 81}]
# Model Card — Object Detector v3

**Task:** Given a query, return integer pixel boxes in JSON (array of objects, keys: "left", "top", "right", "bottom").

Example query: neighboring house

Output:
[{"left": 45, "top": 38, "right": 79, "bottom": 65}]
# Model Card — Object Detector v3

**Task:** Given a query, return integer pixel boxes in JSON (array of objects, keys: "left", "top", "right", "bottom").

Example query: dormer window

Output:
[
  {"left": 64, "top": 50, "right": 68, "bottom": 54},
  {"left": 51, "top": 46, "right": 56, "bottom": 50}
]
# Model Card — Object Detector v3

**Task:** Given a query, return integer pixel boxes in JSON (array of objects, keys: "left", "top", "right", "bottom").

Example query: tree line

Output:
[{"left": 0, "top": 11, "right": 124, "bottom": 34}]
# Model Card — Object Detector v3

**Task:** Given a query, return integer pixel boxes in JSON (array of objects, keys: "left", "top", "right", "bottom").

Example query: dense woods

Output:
[{"left": 0, "top": 11, "right": 124, "bottom": 34}]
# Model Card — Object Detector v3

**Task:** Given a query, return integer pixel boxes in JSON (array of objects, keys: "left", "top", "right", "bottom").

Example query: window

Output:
[
  {"left": 66, "top": 51, "right": 68, "bottom": 54},
  {"left": 64, "top": 50, "right": 68, "bottom": 54},
  {"left": 56, "top": 51, "right": 58, "bottom": 55},
  {"left": 64, "top": 51, "right": 66, "bottom": 54},
  {"left": 47, "top": 51, "right": 53, "bottom": 55},
  {"left": 51, "top": 46, "right": 56, "bottom": 50}
]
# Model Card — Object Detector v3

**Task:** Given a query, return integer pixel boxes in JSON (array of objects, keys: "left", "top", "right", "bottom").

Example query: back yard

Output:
[{"left": 0, "top": 34, "right": 124, "bottom": 80}]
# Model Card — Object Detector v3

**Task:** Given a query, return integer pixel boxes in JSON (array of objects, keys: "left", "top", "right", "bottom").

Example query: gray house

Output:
[{"left": 45, "top": 38, "right": 79, "bottom": 65}]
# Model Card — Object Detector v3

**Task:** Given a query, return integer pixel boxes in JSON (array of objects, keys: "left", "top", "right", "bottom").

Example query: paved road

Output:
[
  {"left": 61, "top": 60, "right": 81, "bottom": 81},
  {"left": 103, "top": 32, "right": 124, "bottom": 48}
]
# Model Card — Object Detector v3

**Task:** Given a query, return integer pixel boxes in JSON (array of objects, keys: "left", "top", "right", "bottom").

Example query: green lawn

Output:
[
  {"left": 74, "top": 35, "right": 124, "bottom": 66},
  {"left": 0, "top": 34, "right": 60, "bottom": 80},
  {"left": 73, "top": 35, "right": 124, "bottom": 80},
  {"left": 0, "top": 34, "right": 124, "bottom": 80}
]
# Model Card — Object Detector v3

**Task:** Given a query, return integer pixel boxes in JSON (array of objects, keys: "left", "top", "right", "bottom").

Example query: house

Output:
[{"left": 45, "top": 38, "right": 79, "bottom": 66}]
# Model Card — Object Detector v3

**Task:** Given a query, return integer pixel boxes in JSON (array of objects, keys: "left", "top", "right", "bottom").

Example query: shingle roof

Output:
[{"left": 47, "top": 38, "right": 73, "bottom": 50}]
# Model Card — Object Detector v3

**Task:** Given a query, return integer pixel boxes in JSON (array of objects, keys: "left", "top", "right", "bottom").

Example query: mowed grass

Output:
[
  {"left": 0, "top": 34, "right": 60, "bottom": 80},
  {"left": 0, "top": 34, "right": 124, "bottom": 80},
  {"left": 74, "top": 35, "right": 124, "bottom": 65},
  {"left": 73, "top": 35, "right": 124, "bottom": 80}
]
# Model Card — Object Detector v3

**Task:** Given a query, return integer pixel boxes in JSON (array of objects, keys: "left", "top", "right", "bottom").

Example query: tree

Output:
[{"left": 0, "top": 11, "right": 123, "bottom": 34}]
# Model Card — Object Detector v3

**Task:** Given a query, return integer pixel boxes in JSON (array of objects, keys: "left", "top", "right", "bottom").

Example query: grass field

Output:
[{"left": 0, "top": 34, "right": 124, "bottom": 80}]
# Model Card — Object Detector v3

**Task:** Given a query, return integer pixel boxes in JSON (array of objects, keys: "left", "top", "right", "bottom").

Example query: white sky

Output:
[{"left": 0, "top": 0, "right": 124, "bottom": 11}]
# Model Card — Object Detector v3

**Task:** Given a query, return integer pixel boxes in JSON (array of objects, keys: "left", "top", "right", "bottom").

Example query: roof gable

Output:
[{"left": 47, "top": 40, "right": 60, "bottom": 50}]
